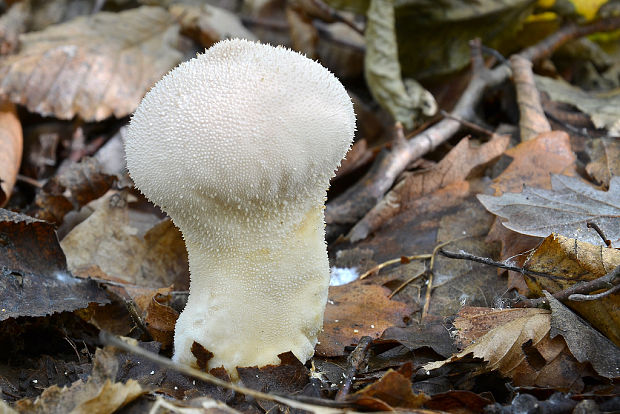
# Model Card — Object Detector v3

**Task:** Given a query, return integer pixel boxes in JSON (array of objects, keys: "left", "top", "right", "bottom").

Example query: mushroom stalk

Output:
[
  {"left": 175, "top": 202, "right": 328, "bottom": 371},
  {"left": 125, "top": 39, "right": 355, "bottom": 376}
]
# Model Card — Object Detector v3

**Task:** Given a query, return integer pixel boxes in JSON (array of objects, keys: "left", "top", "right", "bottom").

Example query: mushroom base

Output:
[{"left": 172, "top": 205, "right": 329, "bottom": 377}]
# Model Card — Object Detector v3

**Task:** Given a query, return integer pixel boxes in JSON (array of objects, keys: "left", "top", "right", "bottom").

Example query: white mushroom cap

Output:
[
  {"left": 126, "top": 38, "right": 354, "bottom": 220},
  {"left": 125, "top": 39, "right": 355, "bottom": 374}
]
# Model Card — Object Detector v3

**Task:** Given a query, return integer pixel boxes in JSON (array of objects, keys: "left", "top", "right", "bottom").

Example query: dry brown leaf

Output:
[
  {"left": 170, "top": 4, "right": 257, "bottom": 48},
  {"left": 454, "top": 307, "right": 549, "bottom": 348},
  {"left": 586, "top": 137, "right": 620, "bottom": 189},
  {"left": 545, "top": 292, "right": 620, "bottom": 379},
  {"left": 425, "top": 308, "right": 591, "bottom": 391},
  {"left": 15, "top": 347, "right": 144, "bottom": 414},
  {"left": 348, "top": 369, "right": 428, "bottom": 410},
  {"left": 61, "top": 191, "right": 188, "bottom": 287},
  {"left": 524, "top": 234, "right": 620, "bottom": 346},
  {"left": 0, "top": 101, "right": 22, "bottom": 207},
  {"left": 27, "top": 157, "right": 116, "bottom": 225},
  {"left": 485, "top": 131, "right": 576, "bottom": 291},
  {"left": 0, "top": 6, "right": 182, "bottom": 121},
  {"left": 491, "top": 131, "right": 576, "bottom": 195},
  {"left": 144, "top": 291, "right": 179, "bottom": 349},
  {"left": 316, "top": 281, "right": 411, "bottom": 357},
  {"left": 349, "top": 135, "right": 509, "bottom": 242},
  {"left": 0, "top": 208, "right": 109, "bottom": 320}
]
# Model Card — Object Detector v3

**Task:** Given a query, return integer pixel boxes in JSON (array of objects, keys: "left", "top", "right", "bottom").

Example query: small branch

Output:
[
  {"left": 510, "top": 54, "right": 551, "bottom": 141},
  {"left": 335, "top": 336, "right": 372, "bottom": 401},
  {"left": 587, "top": 221, "right": 612, "bottom": 247},
  {"left": 359, "top": 253, "right": 431, "bottom": 280},
  {"left": 569, "top": 284, "right": 620, "bottom": 301},
  {"left": 100, "top": 331, "right": 351, "bottom": 411},
  {"left": 439, "top": 249, "right": 568, "bottom": 281},
  {"left": 440, "top": 251, "right": 620, "bottom": 307},
  {"left": 439, "top": 110, "right": 497, "bottom": 137}
]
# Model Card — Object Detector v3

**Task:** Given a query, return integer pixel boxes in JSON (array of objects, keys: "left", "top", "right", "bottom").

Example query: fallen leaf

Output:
[
  {"left": 536, "top": 75, "right": 620, "bottom": 136},
  {"left": 454, "top": 307, "right": 550, "bottom": 348},
  {"left": 484, "top": 130, "right": 576, "bottom": 293},
  {"left": 0, "top": 101, "right": 22, "bottom": 207},
  {"left": 61, "top": 191, "right": 188, "bottom": 288},
  {"left": 170, "top": 4, "right": 257, "bottom": 48},
  {"left": 586, "top": 137, "right": 620, "bottom": 189},
  {"left": 350, "top": 135, "right": 509, "bottom": 241},
  {"left": 381, "top": 319, "right": 456, "bottom": 358},
  {"left": 479, "top": 174, "right": 619, "bottom": 247},
  {"left": 524, "top": 234, "right": 620, "bottom": 346},
  {"left": 27, "top": 157, "right": 116, "bottom": 225},
  {"left": 545, "top": 292, "right": 620, "bottom": 379},
  {"left": 0, "top": 6, "right": 182, "bottom": 121},
  {"left": 491, "top": 131, "right": 576, "bottom": 195},
  {"left": 316, "top": 281, "right": 411, "bottom": 357},
  {"left": 348, "top": 369, "right": 428, "bottom": 410},
  {"left": 425, "top": 390, "right": 493, "bottom": 414},
  {"left": 364, "top": 0, "right": 436, "bottom": 129},
  {"left": 237, "top": 353, "right": 309, "bottom": 412},
  {"left": 15, "top": 347, "right": 145, "bottom": 414},
  {"left": 0, "top": 208, "right": 109, "bottom": 321},
  {"left": 424, "top": 308, "right": 592, "bottom": 391},
  {"left": 144, "top": 291, "right": 179, "bottom": 349}
]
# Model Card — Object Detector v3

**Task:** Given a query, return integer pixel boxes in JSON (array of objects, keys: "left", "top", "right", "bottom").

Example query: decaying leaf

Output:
[
  {"left": 61, "top": 191, "right": 188, "bottom": 288},
  {"left": 0, "top": 208, "right": 109, "bottom": 321},
  {"left": 381, "top": 319, "right": 456, "bottom": 358},
  {"left": 316, "top": 281, "right": 411, "bottom": 356},
  {"left": 14, "top": 347, "right": 144, "bottom": 414},
  {"left": 586, "top": 137, "right": 620, "bottom": 189},
  {"left": 484, "top": 131, "right": 576, "bottom": 292},
  {"left": 0, "top": 6, "right": 182, "bottom": 121},
  {"left": 479, "top": 175, "right": 619, "bottom": 247},
  {"left": 524, "top": 234, "right": 620, "bottom": 346},
  {"left": 350, "top": 135, "right": 509, "bottom": 241},
  {"left": 491, "top": 131, "right": 576, "bottom": 195},
  {"left": 545, "top": 292, "right": 620, "bottom": 379},
  {"left": 364, "top": 0, "right": 435, "bottom": 129},
  {"left": 348, "top": 369, "right": 428, "bottom": 410},
  {"left": 169, "top": 3, "right": 257, "bottom": 48},
  {"left": 0, "top": 101, "right": 23, "bottom": 207},
  {"left": 27, "top": 157, "right": 116, "bottom": 225},
  {"left": 536, "top": 75, "right": 620, "bottom": 136},
  {"left": 424, "top": 308, "right": 591, "bottom": 391}
]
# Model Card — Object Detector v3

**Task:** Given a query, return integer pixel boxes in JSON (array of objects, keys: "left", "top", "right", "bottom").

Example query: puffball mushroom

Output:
[{"left": 125, "top": 39, "right": 355, "bottom": 375}]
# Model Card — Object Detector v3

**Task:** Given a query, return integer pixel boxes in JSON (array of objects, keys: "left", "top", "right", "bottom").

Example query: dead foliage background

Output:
[{"left": 0, "top": 0, "right": 619, "bottom": 413}]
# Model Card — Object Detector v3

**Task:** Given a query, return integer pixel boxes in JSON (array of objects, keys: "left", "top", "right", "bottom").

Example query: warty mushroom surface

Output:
[{"left": 125, "top": 38, "right": 356, "bottom": 375}]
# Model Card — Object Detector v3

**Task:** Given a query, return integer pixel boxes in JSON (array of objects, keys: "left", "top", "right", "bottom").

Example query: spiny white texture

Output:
[{"left": 125, "top": 39, "right": 356, "bottom": 375}]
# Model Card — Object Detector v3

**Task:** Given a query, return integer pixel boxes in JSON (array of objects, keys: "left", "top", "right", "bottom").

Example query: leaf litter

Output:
[{"left": 1, "top": 2, "right": 620, "bottom": 413}]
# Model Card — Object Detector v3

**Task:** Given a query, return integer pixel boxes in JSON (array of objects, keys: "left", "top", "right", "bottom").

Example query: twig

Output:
[
  {"left": 421, "top": 240, "right": 454, "bottom": 320},
  {"left": 439, "top": 249, "right": 568, "bottom": 281},
  {"left": 100, "top": 331, "right": 351, "bottom": 412},
  {"left": 439, "top": 110, "right": 497, "bottom": 137},
  {"left": 569, "top": 284, "right": 620, "bottom": 301},
  {"left": 335, "top": 336, "right": 372, "bottom": 401},
  {"left": 309, "top": 0, "right": 364, "bottom": 34},
  {"left": 16, "top": 174, "right": 43, "bottom": 188},
  {"left": 388, "top": 268, "right": 426, "bottom": 299},
  {"left": 510, "top": 54, "right": 551, "bottom": 141},
  {"left": 325, "top": 16, "right": 620, "bottom": 241},
  {"left": 587, "top": 221, "right": 612, "bottom": 247},
  {"left": 359, "top": 254, "right": 431, "bottom": 280},
  {"left": 440, "top": 251, "right": 620, "bottom": 307}
]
